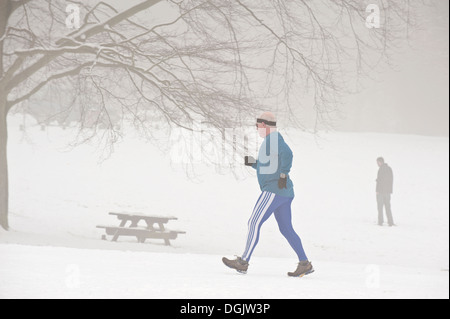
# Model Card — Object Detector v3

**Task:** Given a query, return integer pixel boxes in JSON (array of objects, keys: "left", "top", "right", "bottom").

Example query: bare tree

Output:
[{"left": 0, "top": 0, "right": 421, "bottom": 230}]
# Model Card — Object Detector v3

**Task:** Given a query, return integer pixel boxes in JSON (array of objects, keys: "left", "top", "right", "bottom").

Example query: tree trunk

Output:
[
  {"left": 0, "top": 0, "right": 167, "bottom": 231},
  {"left": 0, "top": 98, "right": 8, "bottom": 230},
  {"left": 0, "top": 1, "right": 10, "bottom": 230}
]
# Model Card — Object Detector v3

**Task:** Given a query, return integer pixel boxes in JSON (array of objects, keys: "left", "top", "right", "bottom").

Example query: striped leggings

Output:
[{"left": 242, "top": 191, "right": 308, "bottom": 262}]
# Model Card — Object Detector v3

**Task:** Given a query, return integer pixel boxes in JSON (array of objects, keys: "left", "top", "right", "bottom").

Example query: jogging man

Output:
[{"left": 222, "top": 112, "right": 313, "bottom": 277}]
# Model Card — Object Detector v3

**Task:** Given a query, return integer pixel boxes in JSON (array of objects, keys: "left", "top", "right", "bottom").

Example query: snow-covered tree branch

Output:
[{"left": 0, "top": 0, "right": 424, "bottom": 230}]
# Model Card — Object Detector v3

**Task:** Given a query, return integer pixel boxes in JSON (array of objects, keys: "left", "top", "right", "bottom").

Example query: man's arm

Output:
[
  {"left": 278, "top": 142, "right": 293, "bottom": 189},
  {"left": 388, "top": 167, "right": 394, "bottom": 194},
  {"left": 376, "top": 168, "right": 381, "bottom": 193},
  {"left": 279, "top": 142, "right": 293, "bottom": 175}
]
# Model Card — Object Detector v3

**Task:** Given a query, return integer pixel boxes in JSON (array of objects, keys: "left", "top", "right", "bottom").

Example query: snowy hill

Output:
[{"left": 1, "top": 114, "right": 448, "bottom": 299}]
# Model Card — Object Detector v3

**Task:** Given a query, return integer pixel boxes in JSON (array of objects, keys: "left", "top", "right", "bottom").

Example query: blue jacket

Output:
[{"left": 251, "top": 132, "right": 294, "bottom": 198}]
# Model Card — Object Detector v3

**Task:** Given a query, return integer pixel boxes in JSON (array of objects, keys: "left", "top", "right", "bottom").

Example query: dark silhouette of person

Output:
[{"left": 376, "top": 157, "right": 395, "bottom": 226}]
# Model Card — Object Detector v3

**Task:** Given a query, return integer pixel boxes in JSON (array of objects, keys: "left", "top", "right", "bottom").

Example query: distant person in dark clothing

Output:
[{"left": 376, "top": 157, "right": 395, "bottom": 226}]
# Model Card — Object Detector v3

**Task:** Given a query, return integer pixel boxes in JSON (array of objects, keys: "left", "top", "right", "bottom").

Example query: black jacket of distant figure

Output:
[{"left": 376, "top": 163, "right": 394, "bottom": 194}]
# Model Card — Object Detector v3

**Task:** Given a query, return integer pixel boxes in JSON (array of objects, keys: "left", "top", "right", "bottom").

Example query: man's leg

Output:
[
  {"left": 241, "top": 191, "right": 276, "bottom": 262},
  {"left": 274, "top": 198, "right": 308, "bottom": 262},
  {"left": 384, "top": 194, "right": 394, "bottom": 226},
  {"left": 376, "top": 193, "right": 384, "bottom": 225}
]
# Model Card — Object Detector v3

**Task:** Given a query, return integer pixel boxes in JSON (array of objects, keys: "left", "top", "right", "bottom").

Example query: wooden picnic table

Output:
[{"left": 97, "top": 212, "right": 185, "bottom": 245}]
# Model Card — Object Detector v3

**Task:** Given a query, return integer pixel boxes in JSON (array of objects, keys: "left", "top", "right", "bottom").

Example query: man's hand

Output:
[
  {"left": 278, "top": 174, "right": 287, "bottom": 189},
  {"left": 245, "top": 156, "right": 256, "bottom": 167}
]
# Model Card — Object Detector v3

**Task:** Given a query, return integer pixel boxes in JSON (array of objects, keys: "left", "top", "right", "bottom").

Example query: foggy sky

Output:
[
  {"left": 12, "top": 0, "right": 450, "bottom": 137},
  {"left": 336, "top": 1, "right": 449, "bottom": 136},
  {"left": 78, "top": 0, "right": 450, "bottom": 137}
]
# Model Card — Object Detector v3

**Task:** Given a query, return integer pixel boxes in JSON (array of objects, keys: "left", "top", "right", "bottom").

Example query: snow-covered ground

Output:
[
  {"left": 1, "top": 244, "right": 446, "bottom": 299},
  {"left": 1, "top": 114, "right": 448, "bottom": 299}
]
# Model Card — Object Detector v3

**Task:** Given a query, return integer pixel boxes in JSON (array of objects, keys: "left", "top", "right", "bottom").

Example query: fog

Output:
[
  {"left": 1, "top": 0, "right": 448, "bottom": 301},
  {"left": 7, "top": 0, "right": 449, "bottom": 136},
  {"left": 336, "top": 1, "right": 449, "bottom": 136}
]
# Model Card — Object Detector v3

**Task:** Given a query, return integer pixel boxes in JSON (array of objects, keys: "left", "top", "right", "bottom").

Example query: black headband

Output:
[{"left": 257, "top": 118, "right": 277, "bottom": 126}]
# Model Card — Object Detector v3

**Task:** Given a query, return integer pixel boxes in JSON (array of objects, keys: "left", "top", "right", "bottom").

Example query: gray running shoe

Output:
[
  {"left": 287, "top": 260, "right": 314, "bottom": 277},
  {"left": 222, "top": 256, "right": 249, "bottom": 274}
]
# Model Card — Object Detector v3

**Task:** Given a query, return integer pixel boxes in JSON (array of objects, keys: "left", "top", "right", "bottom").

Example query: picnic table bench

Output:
[{"left": 97, "top": 212, "right": 185, "bottom": 246}]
